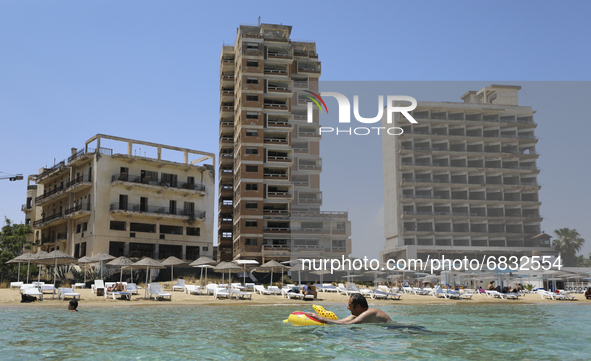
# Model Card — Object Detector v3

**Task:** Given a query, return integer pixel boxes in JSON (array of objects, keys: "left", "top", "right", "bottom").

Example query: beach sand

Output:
[{"left": 1, "top": 286, "right": 589, "bottom": 308}]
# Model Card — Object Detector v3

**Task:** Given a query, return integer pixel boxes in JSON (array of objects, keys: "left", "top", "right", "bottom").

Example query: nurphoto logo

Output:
[{"left": 306, "top": 92, "right": 419, "bottom": 135}]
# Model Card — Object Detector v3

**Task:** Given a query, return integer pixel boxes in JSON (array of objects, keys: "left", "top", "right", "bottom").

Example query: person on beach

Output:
[
  {"left": 302, "top": 282, "right": 317, "bottom": 301},
  {"left": 303, "top": 293, "right": 392, "bottom": 324},
  {"left": 108, "top": 283, "right": 126, "bottom": 292},
  {"left": 585, "top": 288, "right": 591, "bottom": 300},
  {"left": 68, "top": 299, "right": 78, "bottom": 312},
  {"left": 486, "top": 281, "right": 495, "bottom": 291}
]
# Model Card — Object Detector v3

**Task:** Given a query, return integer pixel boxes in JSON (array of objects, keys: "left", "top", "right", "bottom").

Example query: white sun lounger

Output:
[
  {"left": 254, "top": 285, "right": 274, "bottom": 295},
  {"left": 172, "top": 279, "right": 185, "bottom": 292},
  {"left": 268, "top": 286, "right": 283, "bottom": 295},
  {"left": 92, "top": 280, "right": 105, "bottom": 294},
  {"left": 58, "top": 288, "right": 81, "bottom": 300},
  {"left": 184, "top": 285, "right": 202, "bottom": 295},
  {"left": 10, "top": 282, "right": 23, "bottom": 290},
  {"left": 23, "top": 287, "right": 43, "bottom": 301},
  {"left": 321, "top": 284, "right": 338, "bottom": 292},
  {"left": 126, "top": 283, "right": 139, "bottom": 295},
  {"left": 229, "top": 288, "right": 252, "bottom": 300},
  {"left": 149, "top": 283, "right": 172, "bottom": 301},
  {"left": 360, "top": 288, "right": 388, "bottom": 299},
  {"left": 214, "top": 287, "right": 230, "bottom": 299},
  {"left": 372, "top": 289, "right": 402, "bottom": 300}
]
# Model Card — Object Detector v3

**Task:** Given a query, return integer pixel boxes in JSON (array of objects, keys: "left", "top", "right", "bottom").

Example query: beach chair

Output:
[
  {"left": 322, "top": 283, "right": 338, "bottom": 292},
  {"left": 92, "top": 280, "right": 105, "bottom": 294},
  {"left": 231, "top": 283, "right": 246, "bottom": 290},
  {"left": 172, "top": 279, "right": 185, "bottom": 292},
  {"left": 41, "top": 284, "right": 55, "bottom": 294},
  {"left": 149, "top": 283, "right": 172, "bottom": 301},
  {"left": 360, "top": 288, "right": 388, "bottom": 299},
  {"left": 214, "top": 287, "right": 230, "bottom": 299},
  {"left": 205, "top": 284, "right": 219, "bottom": 295},
  {"left": 336, "top": 283, "right": 359, "bottom": 296},
  {"left": 244, "top": 283, "right": 255, "bottom": 291},
  {"left": 254, "top": 285, "right": 274, "bottom": 295},
  {"left": 433, "top": 286, "right": 459, "bottom": 299},
  {"left": 58, "top": 288, "right": 81, "bottom": 300},
  {"left": 286, "top": 290, "right": 305, "bottom": 300},
  {"left": 229, "top": 288, "right": 252, "bottom": 300},
  {"left": 23, "top": 287, "right": 43, "bottom": 301},
  {"left": 372, "top": 289, "right": 401, "bottom": 300},
  {"left": 268, "top": 286, "right": 283, "bottom": 295},
  {"left": 10, "top": 282, "right": 23, "bottom": 290},
  {"left": 72, "top": 283, "right": 86, "bottom": 290},
  {"left": 185, "top": 285, "right": 202, "bottom": 295},
  {"left": 126, "top": 283, "right": 139, "bottom": 295}
]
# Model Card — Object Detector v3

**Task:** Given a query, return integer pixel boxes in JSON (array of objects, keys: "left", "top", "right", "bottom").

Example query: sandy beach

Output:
[{"left": 2, "top": 287, "right": 589, "bottom": 308}]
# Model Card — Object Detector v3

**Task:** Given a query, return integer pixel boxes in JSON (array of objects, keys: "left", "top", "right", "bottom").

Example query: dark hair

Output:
[
  {"left": 68, "top": 299, "right": 78, "bottom": 310},
  {"left": 350, "top": 293, "right": 368, "bottom": 309}
]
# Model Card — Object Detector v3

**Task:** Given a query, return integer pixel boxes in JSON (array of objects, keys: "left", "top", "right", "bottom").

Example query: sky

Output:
[{"left": 1, "top": 1, "right": 590, "bottom": 259}]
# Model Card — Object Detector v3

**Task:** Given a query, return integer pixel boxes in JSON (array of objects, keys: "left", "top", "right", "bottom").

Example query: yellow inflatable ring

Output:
[{"left": 283, "top": 305, "right": 338, "bottom": 326}]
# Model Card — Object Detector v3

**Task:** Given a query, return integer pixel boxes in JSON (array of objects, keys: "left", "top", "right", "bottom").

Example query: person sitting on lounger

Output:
[
  {"left": 303, "top": 293, "right": 392, "bottom": 324},
  {"left": 68, "top": 299, "right": 78, "bottom": 312},
  {"left": 108, "top": 283, "right": 126, "bottom": 292},
  {"left": 585, "top": 288, "right": 591, "bottom": 300},
  {"left": 486, "top": 281, "right": 495, "bottom": 291},
  {"left": 302, "top": 282, "right": 317, "bottom": 301}
]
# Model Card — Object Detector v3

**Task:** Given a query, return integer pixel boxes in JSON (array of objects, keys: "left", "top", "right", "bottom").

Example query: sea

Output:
[{"left": 0, "top": 303, "right": 589, "bottom": 360}]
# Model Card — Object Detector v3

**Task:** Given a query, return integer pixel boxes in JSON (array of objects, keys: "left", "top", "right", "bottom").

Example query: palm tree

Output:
[{"left": 552, "top": 228, "right": 585, "bottom": 267}]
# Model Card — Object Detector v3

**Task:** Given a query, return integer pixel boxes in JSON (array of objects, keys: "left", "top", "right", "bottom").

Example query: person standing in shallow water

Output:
[
  {"left": 68, "top": 299, "right": 78, "bottom": 312},
  {"left": 303, "top": 293, "right": 392, "bottom": 324}
]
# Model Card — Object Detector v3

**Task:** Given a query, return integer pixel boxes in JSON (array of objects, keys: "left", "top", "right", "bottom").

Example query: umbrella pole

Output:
[
  {"left": 271, "top": 268, "right": 274, "bottom": 287},
  {"left": 281, "top": 268, "right": 284, "bottom": 288},
  {"left": 38, "top": 265, "right": 41, "bottom": 283},
  {"left": 171, "top": 265, "right": 174, "bottom": 287},
  {"left": 17, "top": 261, "right": 21, "bottom": 283},
  {"left": 199, "top": 267, "right": 203, "bottom": 288},
  {"left": 145, "top": 265, "right": 149, "bottom": 299},
  {"left": 84, "top": 263, "right": 87, "bottom": 284},
  {"left": 120, "top": 266, "right": 123, "bottom": 283},
  {"left": 27, "top": 261, "right": 30, "bottom": 284},
  {"left": 53, "top": 258, "right": 57, "bottom": 299},
  {"left": 205, "top": 267, "right": 208, "bottom": 285}
]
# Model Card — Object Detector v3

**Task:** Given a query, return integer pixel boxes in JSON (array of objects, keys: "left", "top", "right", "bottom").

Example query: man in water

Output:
[
  {"left": 68, "top": 299, "right": 78, "bottom": 312},
  {"left": 303, "top": 293, "right": 391, "bottom": 324}
]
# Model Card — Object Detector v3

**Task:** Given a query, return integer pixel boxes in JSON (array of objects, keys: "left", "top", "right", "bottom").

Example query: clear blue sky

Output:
[{"left": 1, "top": 1, "right": 590, "bottom": 259}]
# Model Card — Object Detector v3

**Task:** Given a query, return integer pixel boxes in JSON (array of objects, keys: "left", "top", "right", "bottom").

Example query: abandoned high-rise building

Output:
[
  {"left": 23, "top": 134, "right": 215, "bottom": 260},
  {"left": 381, "top": 85, "right": 554, "bottom": 262},
  {"left": 218, "top": 23, "right": 351, "bottom": 262}
]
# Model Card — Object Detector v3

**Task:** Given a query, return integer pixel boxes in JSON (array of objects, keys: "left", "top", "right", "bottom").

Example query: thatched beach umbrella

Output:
[
  {"left": 161, "top": 256, "right": 187, "bottom": 286},
  {"left": 77, "top": 256, "right": 94, "bottom": 284},
  {"left": 107, "top": 256, "right": 134, "bottom": 283},
  {"left": 190, "top": 256, "right": 217, "bottom": 287},
  {"left": 130, "top": 257, "right": 165, "bottom": 298},
  {"left": 213, "top": 262, "right": 243, "bottom": 285},
  {"left": 35, "top": 250, "right": 76, "bottom": 298},
  {"left": 31, "top": 250, "right": 49, "bottom": 283},
  {"left": 90, "top": 252, "right": 115, "bottom": 280},
  {"left": 7, "top": 252, "right": 36, "bottom": 283},
  {"left": 258, "top": 260, "right": 289, "bottom": 287}
]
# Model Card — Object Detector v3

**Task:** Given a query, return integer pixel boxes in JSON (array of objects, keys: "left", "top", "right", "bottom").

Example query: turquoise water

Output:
[{"left": 0, "top": 304, "right": 590, "bottom": 360}]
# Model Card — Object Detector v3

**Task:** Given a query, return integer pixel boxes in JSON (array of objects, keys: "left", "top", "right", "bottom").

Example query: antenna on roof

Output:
[{"left": 258, "top": 16, "right": 260, "bottom": 26}]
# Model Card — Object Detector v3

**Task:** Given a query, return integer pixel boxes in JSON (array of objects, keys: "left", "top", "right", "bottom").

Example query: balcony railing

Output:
[
  {"left": 37, "top": 161, "right": 67, "bottom": 180},
  {"left": 35, "top": 184, "right": 65, "bottom": 204},
  {"left": 66, "top": 175, "right": 90, "bottom": 188},
  {"left": 111, "top": 173, "right": 206, "bottom": 192},
  {"left": 65, "top": 203, "right": 91, "bottom": 215},
  {"left": 110, "top": 202, "right": 206, "bottom": 218},
  {"left": 33, "top": 211, "right": 64, "bottom": 227}
]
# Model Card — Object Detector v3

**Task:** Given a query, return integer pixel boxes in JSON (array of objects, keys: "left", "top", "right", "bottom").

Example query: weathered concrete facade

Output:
[
  {"left": 23, "top": 134, "right": 215, "bottom": 260},
  {"left": 218, "top": 23, "right": 351, "bottom": 262},
  {"left": 381, "top": 85, "right": 555, "bottom": 262}
]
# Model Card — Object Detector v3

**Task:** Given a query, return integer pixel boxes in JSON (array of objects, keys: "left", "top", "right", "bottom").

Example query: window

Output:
[
  {"left": 332, "top": 240, "right": 346, "bottom": 248},
  {"left": 140, "top": 197, "right": 148, "bottom": 212},
  {"left": 169, "top": 200, "right": 177, "bottom": 214},
  {"left": 246, "top": 43, "right": 258, "bottom": 50},
  {"left": 203, "top": 247, "right": 209, "bottom": 252},
  {"left": 184, "top": 202, "right": 195, "bottom": 216},
  {"left": 80, "top": 242, "right": 86, "bottom": 257},
  {"left": 246, "top": 60, "right": 258, "bottom": 67},
  {"left": 76, "top": 224, "right": 81, "bottom": 233},
  {"left": 245, "top": 165, "right": 258, "bottom": 172},
  {"left": 245, "top": 238, "right": 257, "bottom": 246},
  {"left": 74, "top": 244, "right": 80, "bottom": 258},
  {"left": 119, "top": 194, "right": 128, "bottom": 210},
  {"left": 130, "top": 222, "right": 156, "bottom": 233},
  {"left": 246, "top": 78, "right": 258, "bottom": 84},
  {"left": 187, "top": 227, "right": 200, "bottom": 236},
  {"left": 246, "top": 130, "right": 258, "bottom": 137},
  {"left": 161, "top": 173, "right": 178, "bottom": 187},
  {"left": 110, "top": 221, "right": 126, "bottom": 231},
  {"left": 141, "top": 170, "right": 158, "bottom": 184},
  {"left": 245, "top": 220, "right": 258, "bottom": 227},
  {"left": 160, "top": 225, "right": 183, "bottom": 235},
  {"left": 82, "top": 222, "right": 88, "bottom": 232},
  {"left": 245, "top": 202, "right": 258, "bottom": 209},
  {"left": 246, "top": 95, "right": 258, "bottom": 102},
  {"left": 246, "top": 112, "right": 258, "bottom": 119},
  {"left": 246, "top": 147, "right": 258, "bottom": 155},
  {"left": 245, "top": 183, "right": 258, "bottom": 191}
]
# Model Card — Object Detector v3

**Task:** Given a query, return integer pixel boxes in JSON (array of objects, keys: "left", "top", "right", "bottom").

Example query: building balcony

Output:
[
  {"left": 36, "top": 161, "right": 68, "bottom": 183},
  {"left": 297, "top": 130, "right": 320, "bottom": 138},
  {"left": 263, "top": 137, "right": 289, "bottom": 145},
  {"left": 33, "top": 211, "right": 66, "bottom": 229},
  {"left": 266, "top": 85, "right": 291, "bottom": 94},
  {"left": 35, "top": 184, "right": 68, "bottom": 206},
  {"left": 64, "top": 203, "right": 91, "bottom": 219},
  {"left": 267, "top": 51, "right": 292, "bottom": 60},
  {"left": 220, "top": 153, "right": 234, "bottom": 163},
  {"left": 263, "top": 68, "right": 288, "bottom": 76},
  {"left": 263, "top": 172, "right": 288, "bottom": 180},
  {"left": 266, "top": 119, "right": 291, "bottom": 128},
  {"left": 297, "top": 162, "right": 321, "bottom": 172},
  {"left": 220, "top": 169, "right": 233, "bottom": 179},
  {"left": 220, "top": 120, "right": 233, "bottom": 129},
  {"left": 261, "top": 245, "right": 292, "bottom": 256},
  {"left": 110, "top": 202, "right": 206, "bottom": 220},
  {"left": 220, "top": 136, "right": 234, "bottom": 144},
  {"left": 111, "top": 173, "right": 206, "bottom": 195},
  {"left": 264, "top": 102, "right": 288, "bottom": 111},
  {"left": 266, "top": 155, "right": 292, "bottom": 163},
  {"left": 266, "top": 191, "right": 292, "bottom": 200},
  {"left": 65, "top": 175, "right": 92, "bottom": 193}
]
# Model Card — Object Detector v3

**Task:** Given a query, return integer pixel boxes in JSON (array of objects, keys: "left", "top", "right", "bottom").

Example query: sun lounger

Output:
[
  {"left": 126, "top": 283, "right": 139, "bottom": 295},
  {"left": 92, "top": 280, "right": 105, "bottom": 294},
  {"left": 539, "top": 290, "right": 575, "bottom": 301},
  {"left": 360, "top": 288, "right": 388, "bottom": 299},
  {"left": 72, "top": 283, "right": 86, "bottom": 290},
  {"left": 229, "top": 288, "right": 252, "bottom": 300},
  {"left": 184, "top": 285, "right": 202, "bottom": 295},
  {"left": 149, "top": 283, "right": 172, "bottom": 301},
  {"left": 254, "top": 285, "right": 274, "bottom": 295},
  {"left": 41, "top": 285, "right": 55, "bottom": 294},
  {"left": 285, "top": 291, "right": 305, "bottom": 300},
  {"left": 336, "top": 283, "right": 360, "bottom": 296},
  {"left": 23, "top": 287, "right": 43, "bottom": 301},
  {"left": 372, "top": 289, "right": 401, "bottom": 300},
  {"left": 58, "top": 288, "right": 81, "bottom": 300},
  {"left": 205, "top": 284, "right": 219, "bottom": 295},
  {"left": 10, "top": 282, "right": 23, "bottom": 290},
  {"left": 172, "top": 279, "right": 185, "bottom": 292},
  {"left": 231, "top": 283, "right": 246, "bottom": 290},
  {"left": 244, "top": 283, "right": 255, "bottom": 291},
  {"left": 321, "top": 284, "right": 338, "bottom": 292},
  {"left": 268, "top": 286, "right": 283, "bottom": 295},
  {"left": 32, "top": 282, "right": 45, "bottom": 287},
  {"left": 214, "top": 287, "right": 230, "bottom": 299}
]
